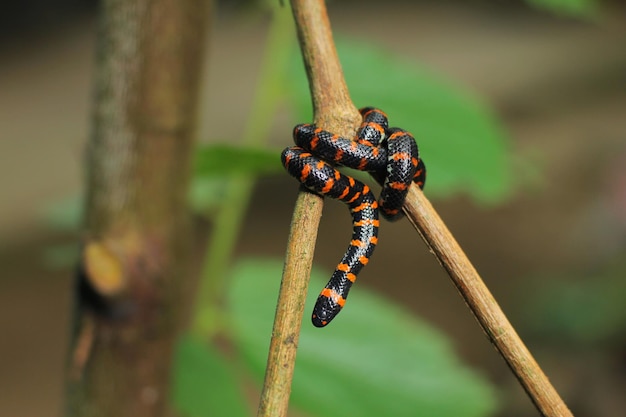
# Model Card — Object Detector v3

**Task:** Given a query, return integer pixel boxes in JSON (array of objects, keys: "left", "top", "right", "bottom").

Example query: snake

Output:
[{"left": 281, "top": 107, "right": 426, "bottom": 327}]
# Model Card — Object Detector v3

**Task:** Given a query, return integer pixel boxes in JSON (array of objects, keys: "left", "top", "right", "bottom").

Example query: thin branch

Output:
[
  {"left": 191, "top": 1, "right": 295, "bottom": 339},
  {"left": 257, "top": 1, "right": 361, "bottom": 417},
  {"left": 260, "top": 1, "right": 573, "bottom": 417},
  {"left": 403, "top": 187, "right": 573, "bottom": 417}
]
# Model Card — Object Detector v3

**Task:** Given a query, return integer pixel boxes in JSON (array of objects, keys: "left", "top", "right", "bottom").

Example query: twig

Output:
[
  {"left": 260, "top": 1, "right": 573, "bottom": 417},
  {"left": 191, "top": 0, "right": 294, "bottom": 339},
  {"left": 256, "top": 1, "right": 361, "bottom": 417},
  {"left": 403, "top": 187, "right": 573, "bottom": 416}
]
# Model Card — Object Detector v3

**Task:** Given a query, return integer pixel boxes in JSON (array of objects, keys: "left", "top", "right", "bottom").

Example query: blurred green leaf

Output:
[
  {"left": 525, "top": 0, "right": 600, "bottom": 18},
  {"left": 172, "top": 334, "right": 249, "bottom": 417},
  {"left": 229, "top": 258, "right": 499, "bottom": 417},
  {"left": 40, "top": 195, "right": 83, "bottom": 231},
  {"left": 191, "top": 144, "right": 284, "bottom": 213},
  {"left": 288, "top": 38, "right": 513, "bottom": 203},
  {"left": 194, "top": 144, "right": 283, "bottom": 178},
  {"left": 524, "top": 262, "right": 626, "bottom": 344},
  {"left": 39, "top": 196, "right": 82, "bottom": 269},
  {"left": 188, "top": 177, "right": 230, "bottom": 214},
  {"left": 41, "top": 243, "right": 79, "bottom": 269}
]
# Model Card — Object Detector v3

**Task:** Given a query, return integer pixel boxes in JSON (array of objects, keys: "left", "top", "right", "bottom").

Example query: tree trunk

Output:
[{"left": 65, "top": 0, "right": 209, "bottom": 416}]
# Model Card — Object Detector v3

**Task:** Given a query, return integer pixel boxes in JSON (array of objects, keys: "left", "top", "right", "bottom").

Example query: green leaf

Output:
[
  {"left": 525, "top": 0, "right": 600, "bottom": 18},
  {"left": 228, "top": 258, "right": 499, "bottom": 417},
  {"left": 172, "top": 334, "right": 249, "bottom": 417},
  {"left": 188, "top": 177, "right": 231, "bottom": 214},
  {"left": 41, "top": 243, "right": 80, "bottom": 269},
  {"left": 287, "top": 38, "right": 513, "bottom": 203},
  {"left": 524, "top": 261, "right": 626, "bottom": 344},
  {"left": 191, "top": 144, "right": 285, "bottom": 213},
  {"left": 194, "top": 144, "right": 283, "bottom": 178},
  {"left": 40, "top": 195, "right": 83, "bottom": 231}
]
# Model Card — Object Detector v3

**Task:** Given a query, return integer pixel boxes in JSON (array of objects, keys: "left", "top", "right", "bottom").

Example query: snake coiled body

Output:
[{"left": 281, "top": 107, "right": 426, "bottom": 327}]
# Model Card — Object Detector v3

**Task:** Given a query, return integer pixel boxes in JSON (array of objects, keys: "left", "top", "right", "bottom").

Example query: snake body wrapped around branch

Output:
[{"left": 281, "top": 107, "right": 426, "bottom": 327}]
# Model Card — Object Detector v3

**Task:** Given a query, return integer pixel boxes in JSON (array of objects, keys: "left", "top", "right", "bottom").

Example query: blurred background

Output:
[{"left": 1, "top": 0, "right": 625, "bottom": 416}]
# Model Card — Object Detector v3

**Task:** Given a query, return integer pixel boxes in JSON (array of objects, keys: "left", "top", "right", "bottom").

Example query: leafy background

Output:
[{"left": 2, "top": 0, "right": 626, "bottom": 416}]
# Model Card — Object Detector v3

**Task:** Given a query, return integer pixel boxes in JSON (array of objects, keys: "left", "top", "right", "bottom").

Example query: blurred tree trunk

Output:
[{"left": 64, "top": 0, "right": 209, "bottom": 416}]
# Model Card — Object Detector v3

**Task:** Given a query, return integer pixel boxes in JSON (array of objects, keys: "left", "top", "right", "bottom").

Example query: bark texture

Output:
[
  {"left": 65, "top": 1, "right": 209, "bottom": 416},
  {"left": 257, "top": 1, "right": 361, "bottom": 416}
]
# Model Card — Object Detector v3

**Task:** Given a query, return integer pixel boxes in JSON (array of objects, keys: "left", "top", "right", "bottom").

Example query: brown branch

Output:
[
  {"left": 257, "top": 1, "right": 361, "bottom": 417},
  {"left": 65, "top": 0, "right": 209, "bottom": 416},
  {"left": 403, "top": 187, "right": 573, "bottom": 417},
  {"left": 260, "top": 1, "right": 573, "bottom": 417}
]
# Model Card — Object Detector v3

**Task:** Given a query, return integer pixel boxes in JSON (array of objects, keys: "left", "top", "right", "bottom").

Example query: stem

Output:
[
  {"left": 66, "top": 0, "right": 209, "bottom": 416},
  {"left": 402, "top": 187, "right": 573, "bottom": 417},
  {"left": 190, "top": 3, "right": 295, "bottom": 338},
  {"left": 260, "top": 1, "right": 573, "bottom": 417},
  {"left": 191, "top": 175, "right": 253, "bottom": 337},
  {"left": 257, "top": 1, "right": 361, "bottom": 416}
]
